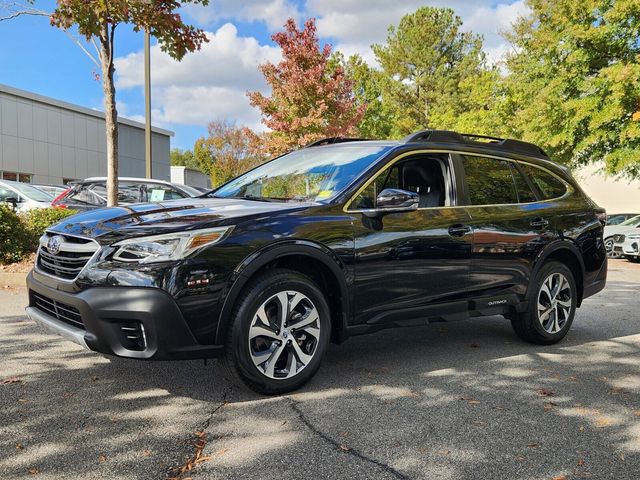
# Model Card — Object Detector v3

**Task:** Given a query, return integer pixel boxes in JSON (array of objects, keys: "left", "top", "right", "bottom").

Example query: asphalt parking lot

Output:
[{"left": 1, "top": 260, "right": 639, "bottom": 480}]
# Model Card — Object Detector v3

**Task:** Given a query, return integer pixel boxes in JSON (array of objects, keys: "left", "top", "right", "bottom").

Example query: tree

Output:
[
  {"left": 504, "top": 0, "right": 640, "bottom": 177},
  {"left": 47, "top": 0, "right": 209, "bottom": 206},
  {"left": 370, "top": 7, "right": 498, "bottom": 137},
  {"left": 194, "top": 120, "right": 267, "bottom": 187},
  {"left": 248, "top": 18, "right": 365, "bottom": 155},
  {"left": 170, "top": 148, "right": 199, "bottom": 170}
]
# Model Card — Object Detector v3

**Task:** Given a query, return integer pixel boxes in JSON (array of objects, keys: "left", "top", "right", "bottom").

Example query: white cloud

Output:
[
  {"left": 114, "top": 23, "right": 279, "bottom": 128},
  {"left": 308, "top": 0, "right": 530, "bottom": 66},
  {"left": 183, "top": 0, "right": 301, "bottom": 31}
]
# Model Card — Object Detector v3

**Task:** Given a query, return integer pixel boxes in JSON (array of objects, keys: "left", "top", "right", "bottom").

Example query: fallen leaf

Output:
[
  {"left": 472, "top": 421, "right": 486, "bottom": 427},
  {"left": 340, "top": 431, "right": 350, "bottom": 437},
  {"left": 527, "top": 443, "right": 539, "bottom": 448},
  {"left": 28, "top": 467, "right": 39, "bottom": 475},
  {"left": 577, "top": 458, "right": 585, "bottom": 466},
  {"left": 544, "top": 402, "right": 558, "bottom": 411},
  {"left": 99, "top": 454, "right": 107, "bottom": 462},
  {"left": 633, "top": 410, "right": 640, "bottom": 417},
  {"left": 460, "top": 396, "right": 481, "bottom": 405},
  {"left": 18, "top": 399, "right": 28, "bottom": 404},
  {"left": 595, "top": 416, "right": 613, "bottom": 428},
  {"left": 215, "top": 448, "right": 228, "bottom": 456},
  {"left": 579, "top": 425, "right": 585, "bottom": 432},
  {"left": 1, "top": 376, "right": 22, "bottom": 385},
  {"left": 90, "top": 375, "right": 99, "bottom": 382},
  {"left": 16, "top": 443, "right": 24, "bottom": 450},
  {"left": 619, "top": 453, "right": 625, "bottom": 462},
  {"left": 340, "top": 445, "right": 351, "bottom": 453},
  {"left": 493, "top": 405, "right": 505, "bottom": 411},
  {"left": 535, "top": 388, "right": 554, "bottom": 397},
  {"left": 437, "top": 449, "right": 451, "bottom": 456},
  {"left": 552, "top": 475, "right": 567, "bottom": 480},
  {"left": 418, "top": 447, "right": 428, "bottom": 454},
  {"left": 609, "top": 387, "right": 629, "bottom": 395},
  {"left": 142, "top": 450, "right": 151, "bottom": 457}
]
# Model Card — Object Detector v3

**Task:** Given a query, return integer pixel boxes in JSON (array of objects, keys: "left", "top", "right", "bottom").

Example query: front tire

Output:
[
  {"left": 220, "top": 269, "right": 331, "bottom": 395},
  {"left": 604, "top": 236, "right": 620, "bottom": 258},
  {"left": 511, "top": 261, "right": 577, "bottom": 345},
  {"left": 625, "top": 255, "right": 640, "bottom": 263}
]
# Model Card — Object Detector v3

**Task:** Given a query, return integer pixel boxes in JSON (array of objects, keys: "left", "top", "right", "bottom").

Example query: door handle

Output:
[
  {"left": 448, "top": 224, "right": 472, "bottom": 237},
  {"left": 530, "top": 217, "right": 549, "bottom": 229}
]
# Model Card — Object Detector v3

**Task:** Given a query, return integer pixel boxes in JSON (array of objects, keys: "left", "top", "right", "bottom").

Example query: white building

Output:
[{"left": 0, "top": 84, "right": 172, "bottom": 185}]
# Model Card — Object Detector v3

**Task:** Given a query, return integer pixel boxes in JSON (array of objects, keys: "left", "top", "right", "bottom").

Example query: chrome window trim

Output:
[{"left": 343, "top": 149, "right": 572, "bottom": 213}]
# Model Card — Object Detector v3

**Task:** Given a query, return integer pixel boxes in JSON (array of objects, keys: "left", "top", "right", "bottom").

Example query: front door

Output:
[{"left": 348, "top": 153, "right": 474, "bottom": 325}]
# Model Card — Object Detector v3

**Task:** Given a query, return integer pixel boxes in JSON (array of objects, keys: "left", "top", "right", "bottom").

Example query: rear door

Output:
[{"left": 458, "top": 154, "right": 557, "bottom": 300}]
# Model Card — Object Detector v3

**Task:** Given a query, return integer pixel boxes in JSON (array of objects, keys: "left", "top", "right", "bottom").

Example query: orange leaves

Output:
[{"left": 535, "top": 388, "right": 554, "bottom": 397}]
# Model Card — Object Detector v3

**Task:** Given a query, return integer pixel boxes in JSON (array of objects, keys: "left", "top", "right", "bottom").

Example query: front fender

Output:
[{"left": 214, "top": 240, "right": 352, "bottom": 344}]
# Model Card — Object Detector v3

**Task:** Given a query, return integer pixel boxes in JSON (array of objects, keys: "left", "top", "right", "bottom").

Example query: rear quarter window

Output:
[{"left": 519, "top": 163, "right": 567, "bottom": 200}]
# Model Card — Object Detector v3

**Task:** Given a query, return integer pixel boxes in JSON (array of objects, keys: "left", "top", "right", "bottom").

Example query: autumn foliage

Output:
[{"left": 248, "top": 18, "right": 365, "bottom": 156}]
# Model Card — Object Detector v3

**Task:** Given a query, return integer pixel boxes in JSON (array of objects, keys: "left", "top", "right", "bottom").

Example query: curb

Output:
[{"left": 0, "top": 272, "right": 28, "bottom": 287}]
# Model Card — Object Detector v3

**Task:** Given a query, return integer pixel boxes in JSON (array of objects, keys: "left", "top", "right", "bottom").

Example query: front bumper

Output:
[{"left": 26, "top": 271, "right": 224, "bottom": 360}]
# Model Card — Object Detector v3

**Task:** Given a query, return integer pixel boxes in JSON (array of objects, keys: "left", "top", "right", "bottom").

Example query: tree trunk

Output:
[{"left": 99, "top": 24, "right": 118, "bottom": 207}]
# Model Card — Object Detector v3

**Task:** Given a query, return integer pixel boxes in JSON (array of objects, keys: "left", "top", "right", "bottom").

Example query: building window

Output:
[{"left": 0, "top": 171, "right": 33, "bottom": 183}]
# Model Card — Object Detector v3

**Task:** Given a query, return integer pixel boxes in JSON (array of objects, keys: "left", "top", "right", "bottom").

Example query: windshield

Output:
[
  {"left": 213, "top": 145, "right": 392, "bottom": 202},
  {"left": 620, "top": 215, "right": 640, "bottom": 226},
  {"left": 6, "top": 181, "right": 53, "bottom": 202}
]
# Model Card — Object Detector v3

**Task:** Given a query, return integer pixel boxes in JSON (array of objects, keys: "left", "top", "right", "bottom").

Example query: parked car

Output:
[
  {"left": 0, "top": 179, "right": 54, "bottom": 212},
  {"left": 25, "top": 130, "right": 607, "bottom": 394},
  {"left": 603, "top": 214, "right": 640, "bottom": 258},
  {"left": 51, "top": 177, "right": 203, "bottom": 211},
  {"left": 33, "top": 184, "right": 70, "bottom": 198},
  {"left": 606, "top": 213, "right": 640, "bottom": 225},
  {"left": 619, "top": 231, "right": 640, "bottom": 262}
]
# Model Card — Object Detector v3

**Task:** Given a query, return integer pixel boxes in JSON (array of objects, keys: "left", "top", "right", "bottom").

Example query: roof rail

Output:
[
  {"left": 402, "top": 130, "right": 548, "bottom": 159},
  {"left": 304, "top": 137, "right": 369, "bottom": 148}
]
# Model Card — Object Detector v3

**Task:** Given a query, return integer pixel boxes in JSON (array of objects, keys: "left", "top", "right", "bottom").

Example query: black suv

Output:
[{"left": 26, "top": 131, "right": 607, "bottom": 394}]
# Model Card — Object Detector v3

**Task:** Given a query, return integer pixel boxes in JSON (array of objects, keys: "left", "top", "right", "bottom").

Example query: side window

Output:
[
  {"left": 352, "top": 164, "right": 400, "bottom": 209},
  {"left": 519, "top": 163, "right": 567, "bottom": 200},
  {"left": 351, "top": 155, "right": 448, "bottom": 210},
  {"left": 509, "top": 164, "right": 537, "bottom": 203},
  {"left": 462, "top": 156, "right": 518, "bottom": 205},
  {"left": 118, "top": 183, "right": 145, "bottom": 203}
]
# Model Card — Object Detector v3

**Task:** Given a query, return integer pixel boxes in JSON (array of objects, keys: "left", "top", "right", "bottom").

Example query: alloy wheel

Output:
[
  {"left": 248, "top": 290, "right": 321, "bottom": 380},
  {"left": 537, "top": 272, "right": 572, "bottom": 334}
]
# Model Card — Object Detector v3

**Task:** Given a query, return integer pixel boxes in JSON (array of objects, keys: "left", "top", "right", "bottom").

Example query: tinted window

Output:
[
  {"left": 510, "top": 165, "right": 537, "bottom": 203},
  {"left": 462, "top": 156, "right": 519, "bottom": 205},
  {"left": 519, "top": 163, "right": 567, "bottom": 200},
  {"left": 353, "top": 164, "right": 401, "bottom": 209}
]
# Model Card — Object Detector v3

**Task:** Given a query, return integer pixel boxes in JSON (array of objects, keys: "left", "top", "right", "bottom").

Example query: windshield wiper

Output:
[{"left": 228, "top": 195, "right": 274, "bottom": 202}]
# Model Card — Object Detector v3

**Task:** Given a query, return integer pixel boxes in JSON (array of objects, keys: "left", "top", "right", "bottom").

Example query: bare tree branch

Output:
[
  {"left": 0, "top": 8, "right": 48, "bottom": 21},
  {"left": 63, "top": 30, "right": 100, "bottom": 68}
]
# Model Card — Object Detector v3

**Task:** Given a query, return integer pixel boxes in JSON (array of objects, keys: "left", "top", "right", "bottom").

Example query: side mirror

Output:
[
  {"left": 363, "top": 188, "right": 419, "bottom": 217},
  {"left": 5, "top": 196, "right": 19, "bottom": 208}
]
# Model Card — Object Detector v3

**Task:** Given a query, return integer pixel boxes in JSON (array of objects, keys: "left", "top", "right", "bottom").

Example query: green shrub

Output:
[
  {"left": 0, "top": 205, "right": 29, "bottom": 264},
  {"left": 21, "top": 208, "right": 78, "bottom": 251}
]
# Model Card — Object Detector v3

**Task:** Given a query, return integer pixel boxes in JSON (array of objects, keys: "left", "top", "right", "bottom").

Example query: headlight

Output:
[{"left": 112, "top": 226, "right": 233, "bottom": 264}]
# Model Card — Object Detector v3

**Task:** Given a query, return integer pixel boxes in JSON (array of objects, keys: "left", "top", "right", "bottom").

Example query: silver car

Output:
[{"left": 0, "top": 180, "right": 54, "bottom": 212}]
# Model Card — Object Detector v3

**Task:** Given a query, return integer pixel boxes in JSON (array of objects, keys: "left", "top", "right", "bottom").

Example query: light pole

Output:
[{"left": 144, "top": 27, "right": 152, "bottom": 179}]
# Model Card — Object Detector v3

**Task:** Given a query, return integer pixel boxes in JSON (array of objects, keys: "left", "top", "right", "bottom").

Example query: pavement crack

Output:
[
  {"left": 287, "top": 397, "right": 408, "bottom": 480},
  {"left": 166, "top": 387, "right": 231, "bottom": 480}
]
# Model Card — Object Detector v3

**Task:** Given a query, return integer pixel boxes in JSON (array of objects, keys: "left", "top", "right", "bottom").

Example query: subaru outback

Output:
[{"left": 26, "top": 130, "right": 608, "bottom": 394}]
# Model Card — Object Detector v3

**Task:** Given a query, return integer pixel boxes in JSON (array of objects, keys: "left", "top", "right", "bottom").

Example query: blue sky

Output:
[{"left": 0, "top": 0, "right": 528, "bottom": 150}]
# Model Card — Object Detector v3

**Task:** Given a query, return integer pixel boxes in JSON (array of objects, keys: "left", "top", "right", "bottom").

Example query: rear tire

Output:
[
  {"left": 219, "top": 268, "right": 331, "bottom": 395},
  {"left": 511, "top": 261, "right": 577, "bottom": 345}
]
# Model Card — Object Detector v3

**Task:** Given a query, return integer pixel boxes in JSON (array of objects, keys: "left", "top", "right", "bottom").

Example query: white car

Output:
[
  {"left": 0, "top": 180, "right": 54, "bottom": 212},
  {"left": 621, "top": 231, "right": 640, "bottom": 262},
  {"left": 604, "top": 214, "right": 640, "bottom": 258}
]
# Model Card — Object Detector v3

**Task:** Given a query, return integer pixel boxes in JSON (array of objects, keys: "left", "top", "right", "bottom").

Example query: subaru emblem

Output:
[{"left": 47, "top": 235, "right": 64, "bottom": 255}]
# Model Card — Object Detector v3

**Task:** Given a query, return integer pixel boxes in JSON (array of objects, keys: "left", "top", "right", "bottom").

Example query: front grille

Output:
[
  {"left": 31, "top": 292, "right": 84, "bottom": 330},
  {"left": 37, "top": 232, "right": 99, "bottom": 280}
]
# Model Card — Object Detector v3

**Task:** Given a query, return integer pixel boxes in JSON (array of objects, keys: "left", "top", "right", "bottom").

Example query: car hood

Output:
[
  {"left": 48, "top": 197, "right": 311, "bottom": 244},
  {"left": 604, "top": 225, "right": 640, "bottom": 237}
]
